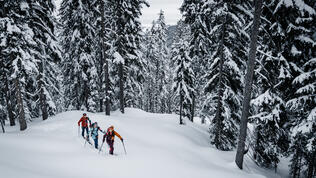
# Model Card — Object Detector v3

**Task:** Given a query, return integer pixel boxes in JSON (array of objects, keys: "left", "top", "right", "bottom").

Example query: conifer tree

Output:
[
  {"left": 180, "top": 0, "right": 211, "bottom": 122},
  {"left": 0, "top": 0, "right": 39, "bottom": 130},
  {"left": 285, "top": 1, "right": 316, "bottom": 176},
  {"left": 59, "top": 0, "right": 99, "bottom": 111},
  {"left": 28, "top": 0, "right": 61, "bottom": 120},
  {"left": 172, "top": 38, "right": 195, "bottom": 124},
  {"left": 203, "top": 0, "right": 250, "bottom": 151},
  {"left": 108, "top": 0, "right": 148, "bottom": 113},
  {"left": 143, "top": 11, "right": 169, "bottom": 113},
  {"left": 250, "top": 0, "right": 315, "bottom": 171}
]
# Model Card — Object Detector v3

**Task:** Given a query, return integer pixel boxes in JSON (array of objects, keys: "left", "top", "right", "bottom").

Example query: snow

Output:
[
  {"left": 0, "top": 108, "right": 288, "bottom": 178},
  {"left": 113, "top": 51, "right": 125, "bottom": 64},
  {"left": 274, "top": 0, "right": 316, "bottom": 15},
  {"left": 294, "top": 0, "right": 316, "bottom": 15},
  {"left": 290, "top": 45, "right": 301, "bottom": 56},
  {"left": 20, "top": 2, "right": 29, "bottom": 11}
]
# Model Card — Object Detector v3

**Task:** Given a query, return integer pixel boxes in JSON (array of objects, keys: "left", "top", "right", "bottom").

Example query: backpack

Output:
[{"left": 106, "top": 129, "right": 115, "bottom": 142}]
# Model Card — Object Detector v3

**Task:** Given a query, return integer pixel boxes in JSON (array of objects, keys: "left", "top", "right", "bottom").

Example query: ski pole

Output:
[
  {"left": 121, "top": 140, "right": 127, "bottom": 155},
  {"left": 78, "top": 126, "right": 80, "bottom": 137},
  {"left": 84, "top": 136, "right": 88, "bottom": 147},
  {"left": 98, "top": 140, "right": 105, "bottom": 154},
  {"left": 84, "top": 131, "right": 91, "bottom": 147}
]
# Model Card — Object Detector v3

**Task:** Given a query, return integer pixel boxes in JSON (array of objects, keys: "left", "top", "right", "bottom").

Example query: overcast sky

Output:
[
  {"left": 54, "top": 0, "right": 182, "bottom": 27},
  {"left": 140, "top": 0, "right": 182, "bottom": 27}
]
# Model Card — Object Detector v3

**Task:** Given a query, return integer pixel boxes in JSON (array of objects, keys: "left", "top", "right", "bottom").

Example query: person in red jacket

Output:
[
  {"left": 78, "top": 113, "right": 91, "bottom": 138},
  {"left": 103, "top": 126, "right": 123, "bottom": 155}
]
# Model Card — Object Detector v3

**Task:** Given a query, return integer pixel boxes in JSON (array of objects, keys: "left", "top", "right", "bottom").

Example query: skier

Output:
[
  {"left": 102, "top": 126, "right": 123, "bottom": 155},
  {"left": 78, "top": 113, "right": 91, "bottom": 138},
  {"left": 89, "top": 122, "right": 104, "bottom": 149}
]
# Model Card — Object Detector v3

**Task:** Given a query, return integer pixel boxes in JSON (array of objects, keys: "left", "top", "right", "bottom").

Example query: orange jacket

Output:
[{"left": 103, "top": 129, "right": 122, "bottom": 142}]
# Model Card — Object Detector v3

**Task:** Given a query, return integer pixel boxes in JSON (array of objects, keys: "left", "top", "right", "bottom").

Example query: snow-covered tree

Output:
[
  {"left": 143, "top": 10, "right": 170, "bottom": 114},
  {"left": 92, "top": 0, "right": 116, "bottom": 114},
  {"left": 250, "top": 0, "right": 315, "bottom": 171},
  {"left": 180, "top": 0, "right": 211, "bottom": 123},
  {"left": 202, "top": 0, "right": 250, "bottom": 151},
  {"left": 28, "top": 0, "right": 62, "bottom": 120},
  {"left": 0, "top": 0, "right": 40, "bottom": 130},
  {"left": 172, "top": 38, "right": 195, "bottom": 124},
  {"left": 59, "top": 0, "right": 99, "bottom": 112},
  {"left": 154, "top": 10, "right": 169, "bottom": 113},
  {"left": 108, "top": 0, "right": 148, "bottom": 113},
  {"left": 284, "top": 1, "right": 316, "bottom": 176}
]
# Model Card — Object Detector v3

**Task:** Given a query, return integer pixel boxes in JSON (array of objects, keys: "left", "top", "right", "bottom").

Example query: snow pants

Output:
[
  {"left": 93, "top": 136, "right": 98, "bottom": 149},
  {"left": 107, "top": 140, "right": 114, "bottom": 155},
  {"left": 81, "top": 126, "right": 89, "bottom": 138}
]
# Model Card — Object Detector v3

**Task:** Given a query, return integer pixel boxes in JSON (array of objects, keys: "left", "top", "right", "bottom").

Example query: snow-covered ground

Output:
[{"left": 0, "top": 108, "right": 288, "bottom": 178}]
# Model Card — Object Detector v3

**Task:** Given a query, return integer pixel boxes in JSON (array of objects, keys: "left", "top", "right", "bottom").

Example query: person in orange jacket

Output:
[
  {"left": 78, "top": 113, "right": 91, "bottom": 138},
  {"left": 102, "top": 126, "right": 123, "bottom": 155}
]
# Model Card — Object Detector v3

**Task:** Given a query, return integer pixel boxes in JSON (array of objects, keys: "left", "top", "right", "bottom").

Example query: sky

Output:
[
  {"left": 140, "top": 0, "right": 183, "bottom": 27},
  {"left": 54, "top": 0, "right": 182, "bottom": 27}
]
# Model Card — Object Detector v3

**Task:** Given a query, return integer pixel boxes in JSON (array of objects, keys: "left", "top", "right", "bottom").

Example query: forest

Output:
[{"left": 0, "top": 0, "right": 315, "bottom": 177}]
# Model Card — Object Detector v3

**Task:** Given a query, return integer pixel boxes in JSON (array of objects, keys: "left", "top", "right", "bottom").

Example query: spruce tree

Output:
[
  {"left": 172, "top": 38, "right": 195, "bottom": 124},
  {"left": 180, "top": 0, "right": 211, "bottom": 123},
  {"left": 143, "top": 11, "right": 169, "bottom": 114},
  {"left": 59, "top": 0, "right": 99, "bottom": 112},
  {"left": 203, "top": 0, "right": 250, "bottom": 151},
  {"left": 251, "top": 0, "right": 315, "bottom": 171},
  {"left": 108, "top": 0, "right": 148, "bottom": 113},
  {"left": 285, "top": 1, "right": 316, "bottom": 176},
  {"left": 28, "top": 0, "right": 61, "bottom": 120},
  {"left": 0, "top": 0, "right": 39, "bottom": 130}
]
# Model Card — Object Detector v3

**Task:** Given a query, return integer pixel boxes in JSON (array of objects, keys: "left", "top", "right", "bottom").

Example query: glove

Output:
[{"left": 121, "top": 138, "right": 123, "bottom": 142}]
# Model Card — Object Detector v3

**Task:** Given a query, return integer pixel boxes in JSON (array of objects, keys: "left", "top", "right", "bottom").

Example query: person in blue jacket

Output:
[{"left": 89, "top": 122, "right": 104, "bottom": 149}]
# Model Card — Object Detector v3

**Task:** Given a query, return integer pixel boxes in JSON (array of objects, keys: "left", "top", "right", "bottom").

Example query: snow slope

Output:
[{"left": 0, "top": 108, "right": 288, "bottom": 178}]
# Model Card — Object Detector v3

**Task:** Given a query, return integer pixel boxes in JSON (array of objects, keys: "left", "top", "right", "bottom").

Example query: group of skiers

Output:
[{"left": 78, "top": 113, "right": 123, "bottom": 155}]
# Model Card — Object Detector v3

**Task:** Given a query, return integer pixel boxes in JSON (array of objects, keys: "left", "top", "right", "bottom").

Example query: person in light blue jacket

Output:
[{"left": 89, "top": 122, "right": 104, "bottom": 149}]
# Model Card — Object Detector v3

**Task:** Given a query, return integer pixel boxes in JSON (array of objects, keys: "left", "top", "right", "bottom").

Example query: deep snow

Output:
[{"left": 0, "top": 108, "right": 288, "bottom": 178}]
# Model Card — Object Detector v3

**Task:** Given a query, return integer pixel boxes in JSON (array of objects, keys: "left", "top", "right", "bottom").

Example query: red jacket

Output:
[{"left": 78, "top": 116, "right": 90, "bottom": 127}]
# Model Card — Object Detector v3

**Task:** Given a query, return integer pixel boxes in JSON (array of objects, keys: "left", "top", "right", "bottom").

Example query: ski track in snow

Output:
[{"left": 0, "top": 108, "right": 288, "bottom": 178}]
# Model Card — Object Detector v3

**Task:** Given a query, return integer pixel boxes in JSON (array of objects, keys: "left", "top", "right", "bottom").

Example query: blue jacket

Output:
[{"left": 89, "top": 127, "right": 104, "bottom": 140}]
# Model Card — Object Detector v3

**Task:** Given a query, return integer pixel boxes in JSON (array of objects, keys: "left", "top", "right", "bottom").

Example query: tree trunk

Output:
[
  {"left": 179, "top": 92, "right": 184, "bottom": 125},
  {"left": 201, "top": 117, "right": 205, "bottom": 124},
  {"left": 190, "top": 94, "right": 195, "bottom": 122},
  {"left": 307, "top": 150, "right": 316, "bottom": 178},
  {"left": 5, "top": 75, "right": 15, "bottom": 126},
  {"left": 148, "top": 81, "right": 153, "bottom": 112},
  {"left": 235, "top": 0, "right": 262, "bottom": 169},
  {"left": 84, "top": 82, "right": 89, "bottom": 111},
  {"left": 38, "top": 61, "right": 48, "bottom": 120},
  {"left": 0, "top": 117, "right": 5, "bottom": 133},
  {"left": 99, "top": 51, "right": 104, "bottom": 112},
  {"left": 104, "top": 58, "right": 111, "bottom": 115},
  {"left": 76, "top": 74, "right": 80, "bottom": 110},
  {"left": 101, "top": 0, "right": 110, "bottom": 115},
  {"left": 214, "top": 15, "right": 226, "bottom": 149},
  {"left": 15, "top": 77, "right": 27, "bottom": 131},
  {"left": 118, "top": 62, "right": 124, "bottom": 113}
]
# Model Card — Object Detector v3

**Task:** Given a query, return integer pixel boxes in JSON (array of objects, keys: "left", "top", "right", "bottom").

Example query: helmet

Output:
[
  {"left": 109, "top": 125, "right": 114, "bottom": 129},
  {"left": 83, "top": 113, "right": 87, "bottom": 116}
]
